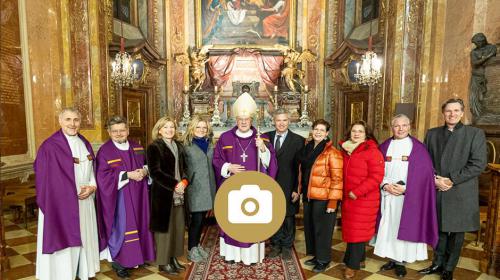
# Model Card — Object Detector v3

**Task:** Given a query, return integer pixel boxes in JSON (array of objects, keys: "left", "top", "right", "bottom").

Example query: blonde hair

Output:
[
  {"left": 152, "top": 116, "right": 177, "bottom": 140},
  {"left": 182, "top": 115, "right": 213, "bottom": 145}
]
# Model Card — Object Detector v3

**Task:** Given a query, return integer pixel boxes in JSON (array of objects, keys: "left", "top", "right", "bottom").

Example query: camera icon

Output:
[{"left": 228, "top": 185, "right": 273, "bottom": 224}]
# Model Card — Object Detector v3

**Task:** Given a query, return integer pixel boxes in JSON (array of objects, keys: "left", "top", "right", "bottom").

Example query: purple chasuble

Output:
[
  {"left": 378, "top": 136, "right": 439, "bottom": 247},
  {"left": 34, "top": 130, "right": 95, "bottom": 254},
  {"left": 96, "top": 140, "right": 155, "bottom": 268},
  {"left": 212, "top": 126, "right": 278, "bottom": 247}
]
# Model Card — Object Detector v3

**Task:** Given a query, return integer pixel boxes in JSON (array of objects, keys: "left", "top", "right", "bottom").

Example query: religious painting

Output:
[
  {"left": 113, "top": 0, "right": 133, "bottom": 24},
  {"left": 127, "top": 100, "right": 141, "bottom": 127},
  {"left": 361, "top": 0, "right": 378, "bottom": 23},
  {"left": 350, "top": 101, "right": 364, "bottom": 124},
  {"left": 196, "top": 0, "right": 296, "bottom": 48}
]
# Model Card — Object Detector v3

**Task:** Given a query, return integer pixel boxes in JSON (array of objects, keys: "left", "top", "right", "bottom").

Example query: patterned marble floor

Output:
[{"left": 3, "top": 212, "right": 499, "bottom": 280}]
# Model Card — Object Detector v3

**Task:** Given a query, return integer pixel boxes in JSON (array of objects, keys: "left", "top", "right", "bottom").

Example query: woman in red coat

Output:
[{"left": 340, "top": 121, "right": 385, "bottom": 279}]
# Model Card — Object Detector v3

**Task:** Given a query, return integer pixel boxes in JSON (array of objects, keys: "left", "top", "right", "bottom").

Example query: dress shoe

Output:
[
  {"left": 224, "top": 259, "right": 235, "bottom": 264},
  {"left": 159, "top": 264, "right": 179, "bottom": 275},
  {"left": 281, "top": 247, "right": 292, "bottom": 260},
  {"left": 268, "top": 246, "right": 281, "bottom": 258},
  {"left": 344, "top": 267, "right": 356, "bottom": 279},
  {"left": 112, "top": 262, "right": 130, "bottom": 279},
  {"left": 441, "top": 270, "right": 453, "bottom": 280},
  {"left": 304, "top": 257, "right": 318, "bottom": 266},
  {"left": 394, "top": 264, "right": 407, "bottom": 278},
  {"left": 171, "top": 257, "right": 186, "bottom": 270},
  {"left": 380, "top": 261, "right": 396, "bottom": 271},
  {"left": 312, "top": 262, "right": 329, "bottom": 273},
  {"left": 418, "top": 264, "right": 443, "bottom": 274}
]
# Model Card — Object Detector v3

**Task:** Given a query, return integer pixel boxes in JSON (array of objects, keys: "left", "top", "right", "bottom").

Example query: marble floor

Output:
[{"left": 2, "top": 212, "right": 499, "bottom": 280}]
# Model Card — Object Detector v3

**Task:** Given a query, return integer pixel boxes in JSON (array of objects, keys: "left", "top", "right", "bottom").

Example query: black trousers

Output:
[
  {"left": 270, "top": 215, "right": 296, "bottom": 248},
  {"left": 188, "top": 211, "right": 207, "bottom": 250},
  {"left": 433, "top": 231, "right": 465, "bottom": 271},
  {"left": 343, "top": 242, "right": 366, "bottom": 270},
  {"left": 303, "top": 200, "right": 337, "bottom": 263}
]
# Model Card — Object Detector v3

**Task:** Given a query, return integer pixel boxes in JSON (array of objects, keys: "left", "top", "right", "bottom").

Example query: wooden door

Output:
[
  {"left": 344, "top": 91, "right": 369, "bottom": 132},
  {"left": 121, "top": 88, "right": 148, "bottom": 146}
]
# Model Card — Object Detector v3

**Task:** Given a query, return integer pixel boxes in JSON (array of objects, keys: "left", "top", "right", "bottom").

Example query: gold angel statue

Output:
[
  {"left": 276, "top": 45, "right": 317, "bottom": 93},
  {"left": 175, "top": 45, "right": 212, "bottom": 92}
]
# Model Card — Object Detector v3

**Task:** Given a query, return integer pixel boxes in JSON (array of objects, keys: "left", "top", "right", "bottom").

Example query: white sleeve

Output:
[
  {"left": 273, "top": 1, "right": 284, "bottom": 12},
  {"left": 118, "top": 171, "right": 129, "bottom": 190},
  {"left": 143, "top": 165, "right": 153, "bottom": 185},
  {"left": 88, "top": 167, "right": 97, "bottom": 187},
  {"left": 221, "top": 162, "right": 232, "bottom": 178},
  {"left": 259, "top": 147, "right": 271, "bottom": 168}
]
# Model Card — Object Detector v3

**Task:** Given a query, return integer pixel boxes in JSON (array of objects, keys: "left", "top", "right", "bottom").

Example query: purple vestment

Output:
[
  {"left": 378, "top": 136, "right": 439, "bottom": 247},
  {"left": 96, "top": 140, "right": 155, "bottom": 268},
  {"left": 34, "top": 129, "right": 95, "bottom": 254},
  {"left": 212, "top": 126, "right": 278, "bottom": 247}
]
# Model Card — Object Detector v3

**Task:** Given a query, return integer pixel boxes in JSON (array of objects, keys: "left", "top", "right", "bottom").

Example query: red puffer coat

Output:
[{"left": 340, "top": 139, "right": 384, "bottom": 243}]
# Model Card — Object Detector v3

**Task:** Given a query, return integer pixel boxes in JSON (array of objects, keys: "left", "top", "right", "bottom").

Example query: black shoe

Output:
[
  {"left": 394, "top": 265, "right": 407, "bottom": 278},
  {"left": 441, "top": 270, "right": 453, "bottom": 280},
  {"left": 380, "top": 261, "right": 396, "bottom": 271},
  {"left": 224, "top": 259, "right": 235, "bottom": 264},
  {"left": 171, "top": 257, "right": 186, "bottom": 270},
  {"left": 159, "top": 264, "right": 179, "bottom": 275},
  {"left": 112, "top": 262, "right": 130, "bottom": 279},
  {"left": 268, "top": 246, "right": 281, "bottom": 258},
  {"left": 312, "top": 262, "right": 329, "bottom": 273},
  {"left": 304, "top": 257, "right": 318, "bottom": 266},
  {"left": 418, "top": 264, "right": 443, "bottom": 274},
  {"left": 281, "top": 247, "right": 292, "bottom": 260}
]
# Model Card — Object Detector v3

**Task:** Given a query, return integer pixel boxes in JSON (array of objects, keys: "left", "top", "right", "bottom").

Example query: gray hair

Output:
[
  {"left": 391, "top": 114, "right": 411, "bottom": 126},
  {"left": 273, "top": 108, "right": 289, "bottom": 118},
  {"left": 58, "top": 107, "right": 81, "bottom": 120},
  {"left": 106, "top": 115, "right": 128, "bottom": 129}
]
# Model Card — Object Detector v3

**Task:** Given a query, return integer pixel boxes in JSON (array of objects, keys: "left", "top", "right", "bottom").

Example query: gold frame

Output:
[{"left": 195, "top": 0, "right": 297, "bottom": 49}]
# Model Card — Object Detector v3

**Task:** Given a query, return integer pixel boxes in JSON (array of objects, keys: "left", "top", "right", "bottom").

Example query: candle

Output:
[
  {"left": 184, "top": 85, "right": 189, "bottom": 91},
  {"left": 215, "top": 85, "right": 218, "bottom": 92},
  {"left": 220, "top": 85, "right": 224, "bottom": 92},
  {"left": 274, "top": 85, "right": 278, "bottom": 91},
  {"left": 304, "top": 85, "right": 309, "bottom": 91}
]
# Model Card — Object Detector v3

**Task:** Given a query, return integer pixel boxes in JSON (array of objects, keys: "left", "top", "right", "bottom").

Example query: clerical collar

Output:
[
  {"left": 443, "top": 121, "right": 463, "bottom": 132},
  {"left": 63, "top": 133, "right": 79, "bottom": 143},
  {"left": 236, "top": 129, "right": 253, "bottom": 138},
  {"left": 113, "top": 140, "right": 130, "bottom": 151}
]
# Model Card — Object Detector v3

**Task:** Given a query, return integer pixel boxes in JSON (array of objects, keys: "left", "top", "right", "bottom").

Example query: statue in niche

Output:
[
  {"left": 469, "top": 33, "right": 497, "bottom": 117},
  {"left": 175, "top": 45, "right": 212, "bottom": 92},
  {"left": 278, "top": 46, "right": 316, "bottom": 93}
]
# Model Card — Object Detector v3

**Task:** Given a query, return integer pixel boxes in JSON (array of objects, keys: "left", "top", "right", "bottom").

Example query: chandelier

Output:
[
  {"left": 111, "top": 38, "right": 137, "bottom": 87},
  {"left": 354, "top": 49, "right": 382, "bottom": 86},
  {"left": 110, "top": 1, "right": 136, "bottom": 87},
  {"left": 354, "top": 4, "right": 382, "bottom": 87}
]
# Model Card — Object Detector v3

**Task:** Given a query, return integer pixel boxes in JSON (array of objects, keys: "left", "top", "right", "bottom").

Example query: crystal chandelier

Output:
[
  {"left": 354, "top": 7, "right": 382, "bottom": 87},
  {"left": 110, "top": 1, "right": 136, "bottom": 88},
  {"left": 354, "top": 49, "right": 382, "bottom": 86},
  {"left": 111, "top": 38, "right": 137, "bottom": 87}
]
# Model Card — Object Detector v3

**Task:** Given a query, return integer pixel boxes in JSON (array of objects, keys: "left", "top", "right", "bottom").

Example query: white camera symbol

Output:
[{"left": 228, "top": 185, "right": 273, "bottom": 224}]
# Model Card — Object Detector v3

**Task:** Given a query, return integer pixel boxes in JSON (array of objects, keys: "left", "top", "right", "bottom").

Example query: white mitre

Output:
[{"left": 233, "top": 92, "right": 257, "bottom": 118}]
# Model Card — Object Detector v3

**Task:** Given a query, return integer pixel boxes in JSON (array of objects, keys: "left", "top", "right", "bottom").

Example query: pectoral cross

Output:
[{"left": 240, "top": 152, "right": 248, "bottom": 162}]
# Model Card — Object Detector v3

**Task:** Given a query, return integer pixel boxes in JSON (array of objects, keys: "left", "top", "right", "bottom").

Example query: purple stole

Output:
[
  {"left": 378, "top": 136, "right": 439, "bottom": 247},
  {"left": 34, "top": 130, "right": 95, "bottom": 254},
  {"left": 212, "top": 126, "right": 278, "bottom": 247},
  {"left": 96, "top": 140, "right": 155, "bottom": 267}
]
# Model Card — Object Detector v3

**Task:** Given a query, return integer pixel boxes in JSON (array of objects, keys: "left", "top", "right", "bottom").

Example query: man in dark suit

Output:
[
  {"left": 419, "top": 98, "right": 487, "bottom": 280},
  {"left": 265, "top": 108, "right": 305, "bottom": 260}
]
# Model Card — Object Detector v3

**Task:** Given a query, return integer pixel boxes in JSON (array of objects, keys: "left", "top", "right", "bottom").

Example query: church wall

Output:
[{"left": 416, "top": 0, "right": 499, "bottom": 137}]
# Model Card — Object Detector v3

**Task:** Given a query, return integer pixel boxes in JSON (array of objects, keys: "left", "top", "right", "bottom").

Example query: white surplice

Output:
[
  {"left": 371, "top": 137, "right": 428, "bottom": 263},
  {"left": 36, "top": 134, "right": 100, "bottom": 280}
]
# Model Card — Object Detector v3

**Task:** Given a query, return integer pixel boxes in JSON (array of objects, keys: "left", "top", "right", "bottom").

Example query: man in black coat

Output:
[
  {"left": 419, "top": 98, "right": 487, "bottom": 280},
  {"left": 264, "top": 108, "right": 305, "bottom": 260}
]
